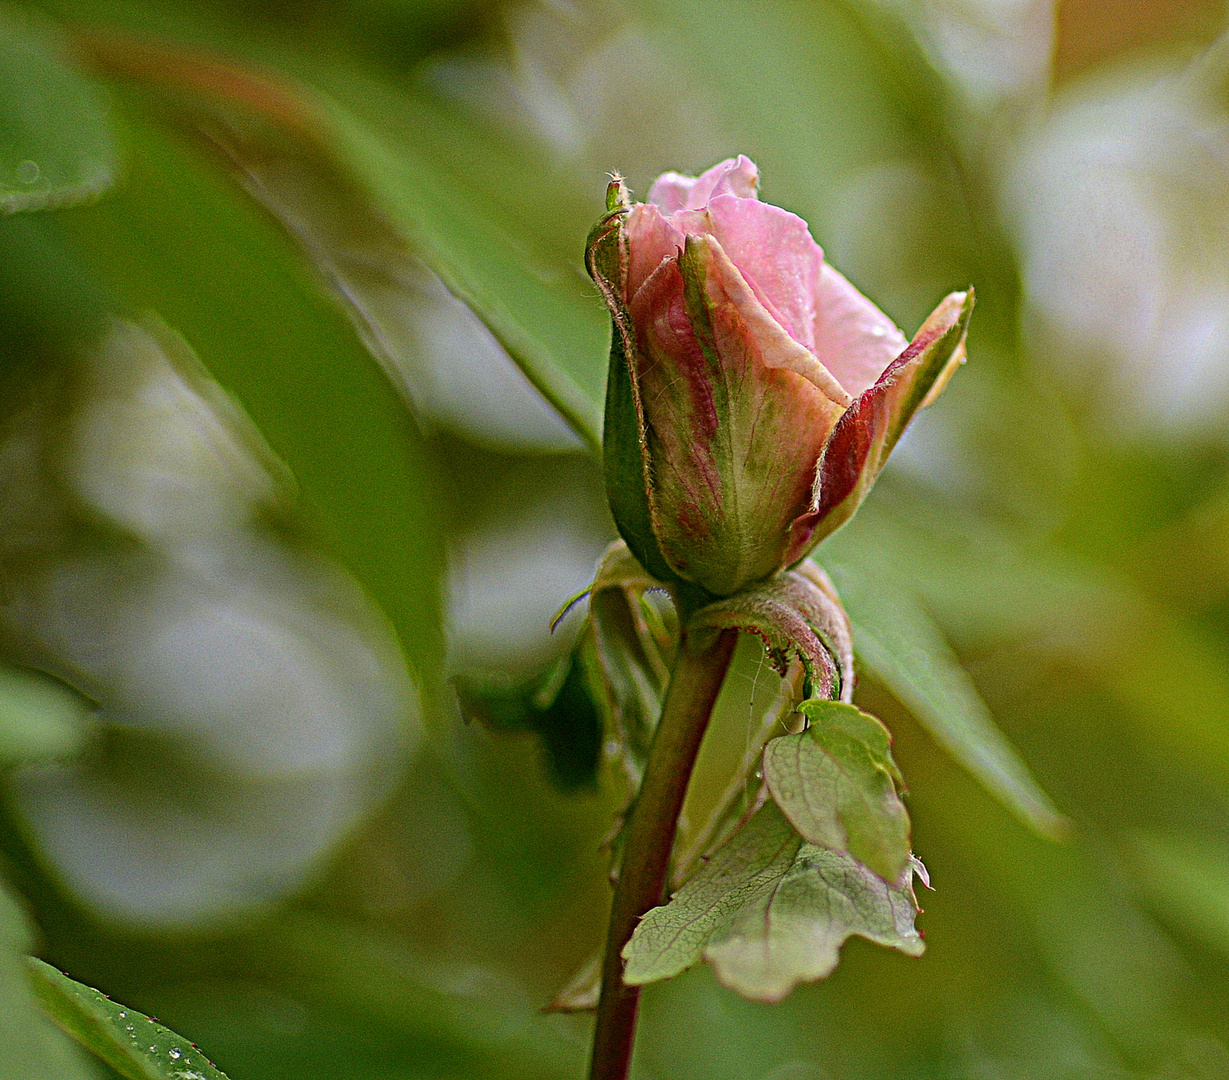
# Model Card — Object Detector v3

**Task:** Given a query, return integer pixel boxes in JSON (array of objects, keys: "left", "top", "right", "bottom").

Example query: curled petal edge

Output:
[{"left": 691, "top": 235, "right": 853, "bottom": 407}]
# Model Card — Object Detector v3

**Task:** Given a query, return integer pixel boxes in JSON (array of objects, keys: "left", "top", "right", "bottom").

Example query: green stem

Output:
[{"left": 588, "top": 627, "right": 739, "bottom": 1080}]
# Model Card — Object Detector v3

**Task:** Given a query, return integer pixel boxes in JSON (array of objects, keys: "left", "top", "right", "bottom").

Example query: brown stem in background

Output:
[{"left": 588, "top": 628, "right": 738, "bottom": 1080}]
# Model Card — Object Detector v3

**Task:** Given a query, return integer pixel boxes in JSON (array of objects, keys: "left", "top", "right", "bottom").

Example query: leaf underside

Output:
[{"left": 623, "top": 799, "right": 924, "bottom": 1003}]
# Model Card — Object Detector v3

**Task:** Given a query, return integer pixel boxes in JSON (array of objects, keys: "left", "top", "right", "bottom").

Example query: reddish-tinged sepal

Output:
[
  {"left": 790, "top": 289, "right": 974, "bottom": 560},
  {"left": 687, "top": 559, "right": 854, "bottom": 703}
]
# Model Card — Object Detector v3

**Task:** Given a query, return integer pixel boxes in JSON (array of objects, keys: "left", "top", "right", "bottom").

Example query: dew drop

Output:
[
  {"left": 870, "top": 325, "right": 887, "bottom": 337},
  {"left": 169, "top": 1048, "right": 182, "bottom": 1060},
  {"left": 17, "top": 161, "right": 39, "bottom": 184},
  {"left": 117, "top": 1011, "right": 126, "bottom": 1018}
]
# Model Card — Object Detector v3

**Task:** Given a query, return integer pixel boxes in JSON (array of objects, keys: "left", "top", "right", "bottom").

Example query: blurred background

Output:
[{"left": 1, "top": 0, "right": 1229, "bottom": 1076}]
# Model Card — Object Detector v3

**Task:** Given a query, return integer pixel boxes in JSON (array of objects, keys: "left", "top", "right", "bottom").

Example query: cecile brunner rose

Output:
[{"left": 587, "top": 156, "right": 972, "bottom": 599}]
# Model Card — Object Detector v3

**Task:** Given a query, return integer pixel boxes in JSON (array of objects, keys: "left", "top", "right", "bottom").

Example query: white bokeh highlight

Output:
[
  {"left": 1004, "top": 56, "right": 1229, "bottom": 435},
  {"left": 0, "top": 318, "right": 418, "bottom": 928}
]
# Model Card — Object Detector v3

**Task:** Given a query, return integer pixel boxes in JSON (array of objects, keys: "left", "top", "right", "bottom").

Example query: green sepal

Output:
[
  {"left": 585, "top": 197, "right": 688, "bottom": 591},
  {"left": 605, "top": 175, "right": 631, "bottom": 214},
  {"left": 603, "top": 325, "right": 685, "bottom": 588}
]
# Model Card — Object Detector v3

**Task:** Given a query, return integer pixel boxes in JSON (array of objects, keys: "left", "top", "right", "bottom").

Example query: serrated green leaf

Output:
[
  {"left": 27, "top": 957, "right": 231, "bottom": 1080},
  {"left": 0, "top": 663, "right": 92, "bottom": 765},
  {"left": 0, "top": 887, "right": 93, "bottom": 1080},
  {"left": 0, "top": 9, "right": 116, "bottom": 213},
  {"left": 824, "top": 556, "right": 1068, "bottom": 840},
  {"left": 764, "top": 700, "right": 911, "bottom": 884},
  {"left": 623, "top": 799, "right": 924, "bottom": 1002}
]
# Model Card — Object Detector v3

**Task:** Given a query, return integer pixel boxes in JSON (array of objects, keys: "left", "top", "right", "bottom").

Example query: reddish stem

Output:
[{"left": 588, "top": 628, "right": 738, "bottom": 1080}]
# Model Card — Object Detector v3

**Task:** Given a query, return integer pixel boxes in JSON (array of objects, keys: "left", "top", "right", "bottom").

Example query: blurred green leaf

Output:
[
  {"left": 624, "top": 798, "right": 924, "bottom": 1002},
  {"left": 55, "top": 96, "right": 444, "bottom": 685},
  {"left": 1128, "top": 831, "right": 1229, "bottom": 960},
  {"left": 315, "top": 93, "right": 607, "bottom": 448},
  {"left": 0, "top": 664, "right": 92, "bottom": 766},
  {"left": 0, "top": 211, "right": 110, "bottom": 418},
  {"left": 224, "top": 913, "right": 587, "bottom": 1080},
  {"left": 455, "top": 652, "right": 603, "bottom": 790},
  {"left": 0, "top": 888, "right": 93, "bottom": 1080},
  {"left": 765, "top": 700, "right": 911, "bottom": 883},
  {"left": 0, "top": 7, "right": 116, "bottom": 213},
  {"left": 27, "top": 957, "right": 232, "bottom": 1080},
  {"left": 824, "top": 552, "right": 1069, "bottom": 840},
  {"left": 858, "top": 494, "right": 1229, "bottom": 787},
  {"left": 71, "top": 34, "right": 607, "bottom": 449}
]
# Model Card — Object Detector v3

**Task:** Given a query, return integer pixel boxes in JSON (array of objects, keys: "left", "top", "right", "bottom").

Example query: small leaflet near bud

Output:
[
  {"left": 622, "top": 799, "right": 925, "bottom": 1002},
  {"left": 763, "top": 700, "right": 912, "bottom": 885}
]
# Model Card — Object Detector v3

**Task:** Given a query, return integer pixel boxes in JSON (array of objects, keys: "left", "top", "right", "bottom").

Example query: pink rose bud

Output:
[{"left": 588, "top": 157, "right": 972, "bottom": 599}]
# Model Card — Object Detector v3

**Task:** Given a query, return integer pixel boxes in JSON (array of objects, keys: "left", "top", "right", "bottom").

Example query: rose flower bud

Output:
[{"left": 587, "top": 156, "right": 972, "bottom": 599}]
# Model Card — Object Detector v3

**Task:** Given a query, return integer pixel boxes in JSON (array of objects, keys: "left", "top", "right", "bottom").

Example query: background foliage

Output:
[{"left": 2, "top": 0, "right": 1229, "bottom": 1076}]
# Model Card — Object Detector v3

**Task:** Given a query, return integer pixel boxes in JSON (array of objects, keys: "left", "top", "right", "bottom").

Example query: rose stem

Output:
[{"left": 588, "top": 626, "right": 739, "bottom": 1080}]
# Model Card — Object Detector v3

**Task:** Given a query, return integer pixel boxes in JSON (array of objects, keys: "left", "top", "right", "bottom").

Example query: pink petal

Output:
[
  {"left": 811, "top": 264, "right": 908, "bottom": 397},
  {"left": 676, "top": 195, "right": 824, "bottom": 356},
  {"left": 700, "top": 155, "right": 759, "bottom": 203},
  {"left": 697, "top": 236, "right": 851, "bottom": 407},
  {"left": 647, "top": 172, "right": 701, "bottom": 215},
  {"left": 624, "top": 203, "right": 685, "bottom": 304},
  {"left": 648, "top": 155, "right": 760, "bottom": 213}
]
